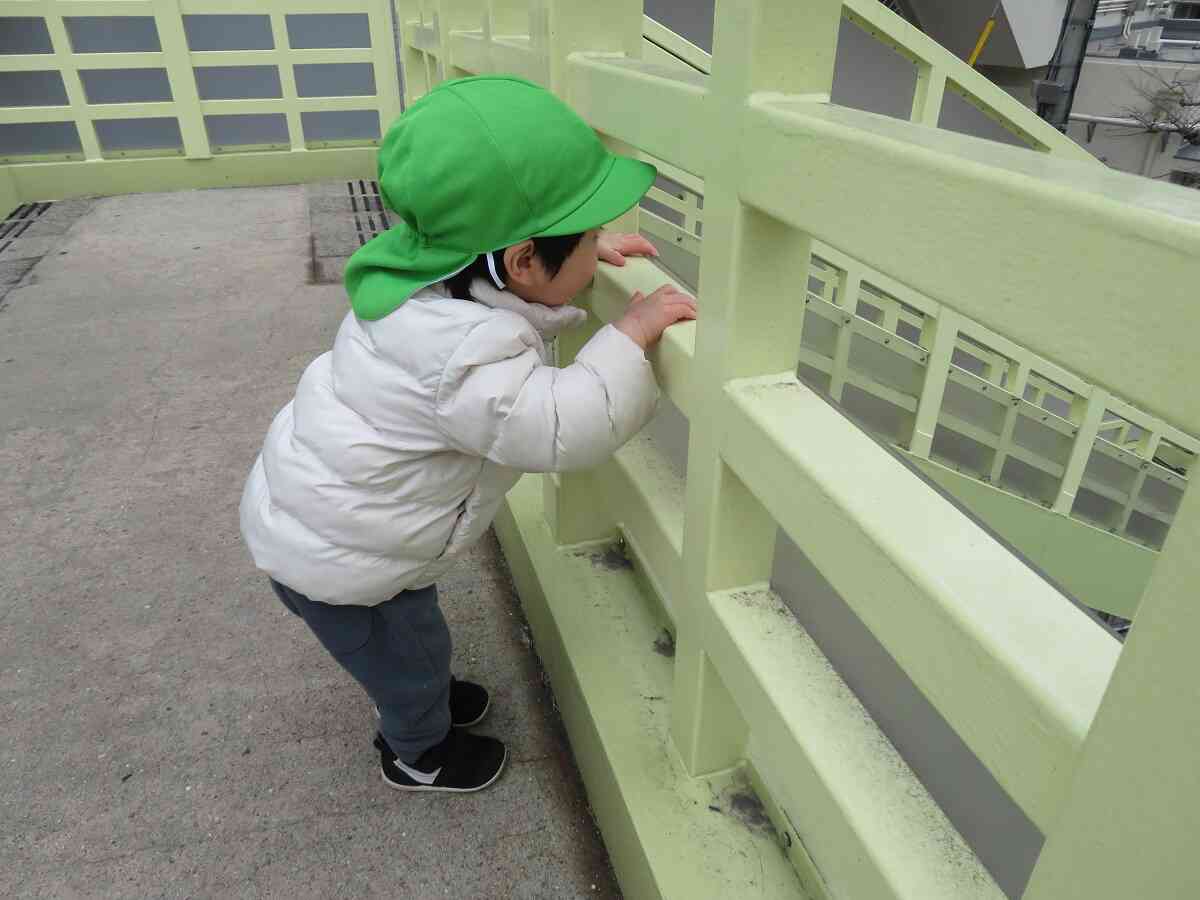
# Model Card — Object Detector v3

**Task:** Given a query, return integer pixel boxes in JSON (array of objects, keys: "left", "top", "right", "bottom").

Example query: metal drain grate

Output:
[
  {"left": 0, "top": 202, "right": 53, "bottom": 255},
  {"left": 347, "top": 180, "right": 390, "bottom": 246}
]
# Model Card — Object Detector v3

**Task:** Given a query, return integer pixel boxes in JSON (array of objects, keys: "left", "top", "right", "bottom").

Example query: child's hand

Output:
[
  {"left": 598, "top": 231, "right": 660, "bottom": 267},
  {"left": 615, "top": 285, "right": 697, "bottom": 350}
]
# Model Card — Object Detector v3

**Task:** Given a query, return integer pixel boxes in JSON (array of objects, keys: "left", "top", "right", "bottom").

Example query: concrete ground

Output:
[{"left": 0, "top": 186, "right": 620, "bottom": 899}]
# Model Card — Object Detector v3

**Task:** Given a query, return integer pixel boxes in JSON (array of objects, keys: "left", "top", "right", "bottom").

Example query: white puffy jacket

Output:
[{"left": 239, "top": 280, "right": 658, "bottom": 606}]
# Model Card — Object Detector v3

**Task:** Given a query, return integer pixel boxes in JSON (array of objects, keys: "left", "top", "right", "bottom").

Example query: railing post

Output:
[
  {"left": 828, "top": 265, "right": 861, "bottom": 402},
  {"left": 673, "top": 0, "right": 843, "bottom": 776},
  {"left": 368, "top": 0, "right": 404, "bottom": 127},
  {"left": 395, "top": 0, "right": 433, "bottom": 103},
  {"left": 909, "top": 309, "right": 960, "bottom": 459},
  {"left": 42, "top": 9, "right": 102, "bottom": 161},
  {"left": 434, "top": 0, "right": 481, "bottom": 82},
  {"left": 910, "top": 64, "right": 946, "bottom": 127},
  {"left": 1023, "top": 481, "right": 1200, "bottom": 898},
  {"left": 988, "top": 359, "right": 1031, "bottom": 484},
  {"left": 534, "top": 0, "right": 641, "bottom": 546},
  {"left": 543, "top": 0, "right": 642, "bottom": 97},
  {"left": 155, "top": 0, "right": 212, "bottom": 159},
  {"left": 1117, "top": 430, "right": 1161, "bottom": 535},
  {"left": 1052, "top": 388, "right": 1108, "bottom": 515},
  {"left": 268, "top": 13, "right": 305, "bottom": 152}
]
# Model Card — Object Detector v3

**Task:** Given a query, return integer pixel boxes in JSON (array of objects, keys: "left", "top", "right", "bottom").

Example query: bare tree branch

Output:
[{"left": 1118, "top": 65, "right": 1200, "bottom": 145}]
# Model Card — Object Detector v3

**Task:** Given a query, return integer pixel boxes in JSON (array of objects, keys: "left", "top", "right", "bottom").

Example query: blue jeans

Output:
[{"left": 270, "top": 579, "right": 451, "bottom": 762}]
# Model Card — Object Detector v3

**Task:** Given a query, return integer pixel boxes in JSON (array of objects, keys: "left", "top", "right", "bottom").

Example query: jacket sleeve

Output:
[{"left": 435, "top": 317, "right": 659, "bottom": 472}]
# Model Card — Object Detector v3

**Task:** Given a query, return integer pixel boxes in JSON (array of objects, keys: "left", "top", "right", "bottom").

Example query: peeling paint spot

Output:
[
  {"left": 652, "top": 629, "right": 676, "bottom": 657},
  {"left": 574, "top": 541, "right": 633, "bottom": 572},
  {"left": 728, "top": 791, "right": 772, "bottom": 831}
]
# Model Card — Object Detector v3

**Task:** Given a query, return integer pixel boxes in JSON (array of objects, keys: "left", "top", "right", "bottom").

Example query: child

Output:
[{"left": 239, "top": 75, "right": 696, "bottom": 793}]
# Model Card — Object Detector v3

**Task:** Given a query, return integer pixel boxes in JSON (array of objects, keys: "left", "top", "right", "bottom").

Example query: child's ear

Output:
[{"left": 503, "top": 240, "right": 540, "bottom": 288}]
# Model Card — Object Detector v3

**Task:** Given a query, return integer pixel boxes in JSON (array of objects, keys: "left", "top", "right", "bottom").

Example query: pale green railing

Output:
[
  {"left": 629, "top": 9, "right": 1200, "bottom": 620},
  {"left": 396, "top": 0, "right": 1200, "bottom": 620},
  {"left": 0, "top": 0, "right": 399, "bottom": 204},
  {"left": 396, "top": 1, "right": 1200, "bottom": 898}
]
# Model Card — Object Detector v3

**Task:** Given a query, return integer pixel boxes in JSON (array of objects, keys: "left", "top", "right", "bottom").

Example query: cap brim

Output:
[{"left": 534, "top": 156, "right": 657, "bottom": 238}]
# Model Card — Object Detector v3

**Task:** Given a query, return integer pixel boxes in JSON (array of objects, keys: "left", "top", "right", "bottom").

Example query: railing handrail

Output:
[{"left": 643, "top": 3, "right": 1097, "bottom": 161}]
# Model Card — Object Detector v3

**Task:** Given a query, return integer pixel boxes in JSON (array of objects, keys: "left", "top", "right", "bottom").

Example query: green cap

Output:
[{"left": 345, "top": 75, "right": 657, "bottom": 321}]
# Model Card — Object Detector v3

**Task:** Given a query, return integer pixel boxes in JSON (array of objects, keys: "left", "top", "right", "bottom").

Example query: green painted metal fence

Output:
[
  {"left": 617, "top": 16, "right": 1199, "bottom": 620},
  {"left": 0, "top": 0, "right": 398, "bottom": 199}
]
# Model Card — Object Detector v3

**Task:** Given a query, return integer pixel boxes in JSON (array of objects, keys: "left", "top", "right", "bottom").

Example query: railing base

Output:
[{"left": 494, "top": 476, "right": 805, "bottom": 900}]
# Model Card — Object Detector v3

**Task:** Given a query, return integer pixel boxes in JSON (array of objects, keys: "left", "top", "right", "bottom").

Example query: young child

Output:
[{"left": 239, "top": 75, "right": 696, "bottom": 793}]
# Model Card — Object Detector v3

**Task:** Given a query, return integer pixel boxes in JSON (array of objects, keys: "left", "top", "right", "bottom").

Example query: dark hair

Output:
[{"left": 443, "top": 232, "right": 584, "bottom": 299}]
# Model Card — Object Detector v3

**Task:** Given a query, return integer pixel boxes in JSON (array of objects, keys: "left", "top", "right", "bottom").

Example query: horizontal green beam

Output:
[
  {"left": 720, "top": 373, "right": 1120, "bottom": 832},
  {"left": 6, "top": 147, "right": 374, "bottom": 203},
  {"left": 567, "top": 52, "right": 709, "bottom": 179},
  {"left": 707, "top": 585, "right": 1003, "bottom": 899},
  {"left": 585, "top": 259, "right": 696, "bottom": 417},
  {"left": 494, "top": 476, "right": 804, "bottom": 900},
  {"left": 739, "top": 96, "right": 1200, "bottom": 434},
  {"left": 908, "top": 455, "right": 1155, "bottom": 619}
]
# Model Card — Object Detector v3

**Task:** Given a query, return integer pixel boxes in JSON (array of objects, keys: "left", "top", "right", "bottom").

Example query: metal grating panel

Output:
[
  {"left": 347, "top": 178, "right": 390, "bottom": 246},
  {"left": 0, "top": 201, "right": 52, "bottom": 254}
]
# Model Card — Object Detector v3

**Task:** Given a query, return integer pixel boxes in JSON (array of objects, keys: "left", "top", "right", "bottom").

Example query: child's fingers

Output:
[
  {"left": 630, "top": 290, "right": 645, "bottom": 304},
  {"left": 600, "top": 246, "right": 627, "bottom": 266},
  {"left": 621, "top": 234, "right": 659, "bottom": 257}
]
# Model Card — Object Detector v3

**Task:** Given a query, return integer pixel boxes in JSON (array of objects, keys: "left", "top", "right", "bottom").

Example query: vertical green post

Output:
[
  {"left": 535, "top": 0, "right": 642, "bottom": 547},
  {"left": 368, "top": 0, "right": 404, "bottom": 130},
  {"left": 828, "top": 264, "right": 862, "bottom": 402},
  {"left": 1023, "top": 479, "right": 1200, "bottom": 898},
  {"left": 42, "top": 12, "right": 102, "bottom": 161},
  {"left": 1052, "top": 388, "right": 1108, "bottom": 515},
  {"left": 672, "top": 0, "right": 843, "bottom": 776},
  {"left": 544, "top": 0, "right": 642, "bottom": 97},
  {"left": 269, "top": 13, "right": 305, "bottom": 152},
  {"left": 909, "top": 309, "right": 960, "bottom": 458},
  {"left": 395, "top": 0, "right": 432, "bottom": 104},
  {"left": 910, "top": 64, "right": 946, "bottom": 127},
  {"left": 156, "top": 0, "right": 212, "bottom": 159},
  {"left": 435, "top": 0, "right": 483, "bottom": 81}
]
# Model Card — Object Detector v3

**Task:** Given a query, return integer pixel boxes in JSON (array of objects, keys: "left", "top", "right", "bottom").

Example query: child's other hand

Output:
[
  {"left": 615, "top": 285, "right": 697, "bottom": 350},
  {"left": 598, "top": 231, "right": 660, "bottom": 267}
]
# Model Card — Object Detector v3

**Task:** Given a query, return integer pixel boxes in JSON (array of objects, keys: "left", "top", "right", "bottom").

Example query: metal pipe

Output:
[{"left": 1069, "top": 112, "right": 1187, "bottom": 132}]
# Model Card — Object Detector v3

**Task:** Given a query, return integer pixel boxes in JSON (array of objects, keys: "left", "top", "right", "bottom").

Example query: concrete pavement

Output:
[{"left": 0, "top": 186, "right": 619, "bottom": 899}]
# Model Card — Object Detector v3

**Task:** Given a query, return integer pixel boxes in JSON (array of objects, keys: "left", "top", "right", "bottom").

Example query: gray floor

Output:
[{"left": 0, "top": 186, "right": 619, "bottom": 899}]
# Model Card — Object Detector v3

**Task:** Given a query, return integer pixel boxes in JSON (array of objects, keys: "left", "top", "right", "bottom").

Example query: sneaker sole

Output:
[
  {"left": 373, "top": 697, "right": 491, "bottom": 729},
  {"left": 379, "top": 747, "right": 508, "bottom": 793}
]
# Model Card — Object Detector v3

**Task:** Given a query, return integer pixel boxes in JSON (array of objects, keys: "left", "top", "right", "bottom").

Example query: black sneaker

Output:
[
  {"left": 448, "top": 677, "right": 490, "bottom": 727},
  {"left": 373, "top": 677, "right": 490, "bottom": 728},
  {"left": 375, "top": 728, "right": 507, "bottom": 793}
]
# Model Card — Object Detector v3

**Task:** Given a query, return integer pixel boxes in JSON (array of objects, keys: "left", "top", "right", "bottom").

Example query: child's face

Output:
[{"left": 505, "top": 229, "right": 600, "bottom": 308}]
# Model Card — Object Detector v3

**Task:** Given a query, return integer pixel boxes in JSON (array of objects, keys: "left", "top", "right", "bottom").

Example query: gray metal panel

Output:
[
  {"left": 94, "top": 117, "right": 181, "bottom": 152},
  {"left": 63, "top": 16, "right": 161, "bottom": 53},
  {"left": 194, "top": 65, "right": 282, "bottom": 101},
  {"left": 0, "top": 121, "right": 80, "bottom": 156},
  {"left": 182, "top": 14, "right": 274, "bottom": 51},
  {"left": 203, "top": 113, "right": 289, "bottom": 148},
  {"left": 0, "top": 17, "right": 54, "bottom": 55},
  {"left": 0, "top": 70, "right": 68, "bottom": 107},
  {"left": 300, "top": 109, "right": 380, "bottom": 142},
  {"left": 294, "top": 62, "right": 375, "bottom": 98},
  {"left": 80, "top": 68, "right": 172, "bottom": 104},
  {"left": 285, "top": 13, "right": 371, "bottom": 49}
]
